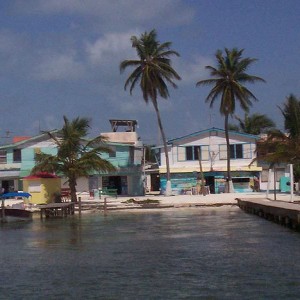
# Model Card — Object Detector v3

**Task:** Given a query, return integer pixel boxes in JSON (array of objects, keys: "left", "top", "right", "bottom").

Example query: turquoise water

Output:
[{"left": 1, "top": 207, "right": 300, "bottom": 299}]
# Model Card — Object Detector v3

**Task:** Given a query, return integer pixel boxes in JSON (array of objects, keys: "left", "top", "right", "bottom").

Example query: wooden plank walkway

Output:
[
  {"left": 37, "top": 203, "right": 75, "bottom": 219},
  {"left": 236, "top": 198, "right": 300, "bottom": 231}
]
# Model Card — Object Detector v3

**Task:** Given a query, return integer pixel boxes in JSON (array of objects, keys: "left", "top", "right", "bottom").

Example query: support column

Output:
[{"left": 290, "top": 164, "right": 294, "bottom": 202}]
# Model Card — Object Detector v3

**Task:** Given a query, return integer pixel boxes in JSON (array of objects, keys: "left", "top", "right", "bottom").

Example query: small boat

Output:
[{"left": 0, "top": 192, "right": 33, "bottom": 223}]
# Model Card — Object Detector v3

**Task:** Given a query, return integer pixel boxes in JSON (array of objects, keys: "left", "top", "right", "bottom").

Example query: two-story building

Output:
[
  {"left": 0, "top": 120, "right": 144, "bottom": 197},
  {"left": 155, "top": 127, "right": 262, "bottom": 194}
]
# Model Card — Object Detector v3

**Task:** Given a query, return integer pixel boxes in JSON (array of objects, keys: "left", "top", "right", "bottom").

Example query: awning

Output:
[{"left": 1, "top": 192, "right": 31, "bottom": 199}]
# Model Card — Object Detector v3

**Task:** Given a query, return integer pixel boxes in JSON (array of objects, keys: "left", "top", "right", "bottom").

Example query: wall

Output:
[
  {"left": 23, "top": 177, "right": 61, "bottom": 204},
  {"left": 159, "top": 132, "right": 257, "bottom": 172},
  {"left": 259, "top": 166, "right": 290, "bottom": 191},
  {"left": 102, "top": 132, "right": 138, "bottom": 144}
]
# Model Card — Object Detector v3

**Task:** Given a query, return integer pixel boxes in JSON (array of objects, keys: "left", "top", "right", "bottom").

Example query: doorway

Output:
[
  {"left": 2, "top": 180, "right": 15, "bottom": 193},
  {"left": 205, "top": 176, "right": 215, "bottom": 194},
  {"left": 150, "top": 173, "right": 160, "bottom": 192},
  {"left": 102, "top": 176, "right": 123, "bottom": 195}
]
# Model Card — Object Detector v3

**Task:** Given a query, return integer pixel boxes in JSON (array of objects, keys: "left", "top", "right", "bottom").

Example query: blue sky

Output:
[{"left": 1, "top": 0, "right": 300, "bottom": 144}]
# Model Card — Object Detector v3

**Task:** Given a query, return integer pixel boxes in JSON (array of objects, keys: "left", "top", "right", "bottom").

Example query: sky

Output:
[{"left": 1, "top": 0, "right": 300, "bottom": 145}]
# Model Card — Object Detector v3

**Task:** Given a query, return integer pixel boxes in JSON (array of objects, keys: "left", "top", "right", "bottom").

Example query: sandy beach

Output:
[
  {"left": 78, "top": 191, "right": 300, "bottom": 212},
  {"left": 4, "top": 191, "right": 298, "bottom": 214}
]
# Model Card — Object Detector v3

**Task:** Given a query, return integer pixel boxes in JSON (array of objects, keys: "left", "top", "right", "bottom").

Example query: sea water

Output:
[{"left": 1, "top": 206, "right": 300, "bottom": 299}]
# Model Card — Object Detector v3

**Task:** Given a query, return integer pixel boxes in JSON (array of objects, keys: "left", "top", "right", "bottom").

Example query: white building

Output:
[{"left": 155, "top": 128, "right": 262, "bottom": 194}]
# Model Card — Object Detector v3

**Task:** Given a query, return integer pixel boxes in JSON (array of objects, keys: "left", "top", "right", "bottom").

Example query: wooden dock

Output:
[
  {"left": 38, "top": 202, "right": 75, "bottom": 219},
  {"left": 237, "top": 198, "right": 300, "bottom": 231}
]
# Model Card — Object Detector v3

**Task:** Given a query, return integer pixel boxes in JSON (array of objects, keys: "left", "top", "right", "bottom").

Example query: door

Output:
[
  {"left": 2, "top": 180, "right": 15, "bottom": 193},
  {"left": 205, "top": 176, "right": 215, "bottom": 194}
]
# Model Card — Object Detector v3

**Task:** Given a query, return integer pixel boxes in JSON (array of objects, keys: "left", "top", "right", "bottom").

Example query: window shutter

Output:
[
  {"left": 219, "top": 145, "right": 227, "bottom": 160},
  {"left": 243, "top": 143, "right": 252, "bottom": 159},
  {"left": 177, "top": 146, "right": 186, "bottom": 161},
  {"left": 201, "top": 146, "right": 209, "bottom": 160}
]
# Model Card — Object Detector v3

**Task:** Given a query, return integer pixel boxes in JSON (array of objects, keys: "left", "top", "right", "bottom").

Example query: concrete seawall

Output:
[{"left": 237, "top": 197, "right": 300, "bottom": 231}]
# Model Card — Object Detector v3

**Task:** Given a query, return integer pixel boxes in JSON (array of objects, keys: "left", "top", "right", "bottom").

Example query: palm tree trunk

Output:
[
  {"left": 225, "top": 114, "right": 234, "bottom": 193},
  {"left": 197, "top": 147, "right": 206, "bottom": 195},
  {"left": 69, "top": 176, "right": 78, "bottom": 203},
  {"left": 152, "top": 99, "right": 172, "bottom": 196}
]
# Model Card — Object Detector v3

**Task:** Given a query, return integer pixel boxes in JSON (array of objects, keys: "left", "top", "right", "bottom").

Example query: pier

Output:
[
  {"left": 38, "top": 202, "right": 75, "bottom": 219},
  {"left": 237, "top": 198, "right": 300, "bottom": 231}
]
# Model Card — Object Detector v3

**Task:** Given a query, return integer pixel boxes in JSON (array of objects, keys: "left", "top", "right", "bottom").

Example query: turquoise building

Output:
[{"left": 0, "top": 121, "right": 144, "bottom": 196}]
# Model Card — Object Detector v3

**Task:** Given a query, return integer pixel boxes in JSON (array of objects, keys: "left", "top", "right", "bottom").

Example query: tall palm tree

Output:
[
  {"left": 32, "top": 116, "right": 115, "bottom": 204},
  {"left": 196, "top": 48, "right": 265, "bottom": 192},
  {"left": 120, "top": 29, "right": 181, "bottom": 195},
  {"left": 232, "top": 113, "right": 275, "bottom": 135}
]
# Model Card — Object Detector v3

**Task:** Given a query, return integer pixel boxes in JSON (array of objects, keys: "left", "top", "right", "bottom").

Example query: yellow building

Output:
[{"left": 23, "top": 173, "right": 61, "bottom": 204}]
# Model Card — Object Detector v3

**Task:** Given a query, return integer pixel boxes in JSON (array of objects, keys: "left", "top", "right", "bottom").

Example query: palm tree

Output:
[
  {"left": 196, "top": 48, "right": 265, "bottom": 192},
  {"left": 279, "top": 94, "right": 300, "bottom": 138},
  {"left": 231, "top": 113, "right": 275, "bottom": 135},
  {"left": 120, "top": 29, "right": 181, "bottom": 195},
  {"left": 257, "top": 95, "right": 300, "bottom": 166},
  {"left": 32, "top": 116, "right": 116, "bottom": 205}
]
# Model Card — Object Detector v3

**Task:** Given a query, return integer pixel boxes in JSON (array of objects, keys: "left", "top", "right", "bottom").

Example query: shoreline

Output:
[
  {"left": 7, "top": 191, "right": 299, "bottom": 217},
  {"left": 75, "top": 191, "right": 299, "bottom": 214}
]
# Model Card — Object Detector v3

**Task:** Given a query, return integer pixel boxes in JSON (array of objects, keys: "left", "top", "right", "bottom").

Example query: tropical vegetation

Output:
[
  {"left": 229, "top": 113, "right": 275, "bottom": 135},
  {"left": 32, "top": 116, "right": 116, "bottom": 204},
  {"left": 256, "top": 95, "right": 300, "bottom": 181},
  {"left": 120, "top": 29, "right": 181, "bottom": 195},
  {"left": 196, "top": 48, "right": 265, "bottom": 192}
]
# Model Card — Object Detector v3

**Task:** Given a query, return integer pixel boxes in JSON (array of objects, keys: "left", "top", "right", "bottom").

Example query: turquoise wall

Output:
[
  {"left": 20, "top": 147, "right": 58, "bottom": 176},
  {"left": 102, "top": 145, "right": 140, "bottom": 168},
  {"left": 18, "top": 144, "right": 139, "bottom": 174}
]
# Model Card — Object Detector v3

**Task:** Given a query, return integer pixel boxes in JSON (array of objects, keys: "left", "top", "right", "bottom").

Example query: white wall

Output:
[
  {"left": 260, "top": 166, "right": 290, "bottom": 191},
  {"left": 159, "top": 131, "right": 257, "bottom": 171},
  {"left": 61, "top": 177, "right": 89, "bottom": 192}
]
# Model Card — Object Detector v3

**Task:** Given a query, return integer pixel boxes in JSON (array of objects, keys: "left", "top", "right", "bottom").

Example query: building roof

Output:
[
  {"left": 168, "top": 127, "right": 260, "bottom": 143},
  {"left": 0, "top": 130, "right": 59, "bottom": 149},
  {"left": 0, "top": 129, "right": 139, "bottom": 151},
  {"left": 23, "top": 172, "right": 60, "bottom": 179}
]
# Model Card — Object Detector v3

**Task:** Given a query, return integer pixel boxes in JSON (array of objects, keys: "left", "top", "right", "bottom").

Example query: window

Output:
[
  {"left": 13, "top": 149, "right": 22, "bottom": 162},
  {"left": 0, "top": 150, "right": 7, "bottom": 163},
  {"left": 220, "top": 143, "right": 252, "bottom": 160},
  {"left": 219, "top": 145, "right": 227, "bottom": 160},
  {"left": 179, "top": 146, "right": 209, "bottom": 161},
  {"left": 129, "top": 146, "right": 134, "bottom": 164},
  {"left": 186, "top": 146, "right": 197, "bottom": 160},
  {"left": 154, "top": 149, "right": 161, "bottom": 166},
  {"left": 109, "top": 146, "right": 116, "bottom": 158},
  {"left": 231, "top": 144, "right": 243, "bottom": 159}
]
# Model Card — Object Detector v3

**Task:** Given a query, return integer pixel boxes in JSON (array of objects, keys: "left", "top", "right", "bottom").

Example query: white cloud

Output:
[
  {"left": 33, "top": 52, "right": 85, "bottom": 81},
  {"left": 13, "top": 0, "right": 194, "bottom": 26},
  {"left": 86, "top": 30, "right": 139, "bottom": 65},
  {"left": 176, "top": 55, "right": 214, "bottom": 85}
]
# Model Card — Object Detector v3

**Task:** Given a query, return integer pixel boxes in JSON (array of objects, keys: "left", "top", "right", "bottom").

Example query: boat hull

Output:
[{"left": 0, "top": 208, "right": 33, "bottom": 222}]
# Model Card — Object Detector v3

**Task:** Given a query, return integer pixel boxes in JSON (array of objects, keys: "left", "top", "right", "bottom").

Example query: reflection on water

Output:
[{"left": 1, "top": 207, "right": 300, "bottom": 299}]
